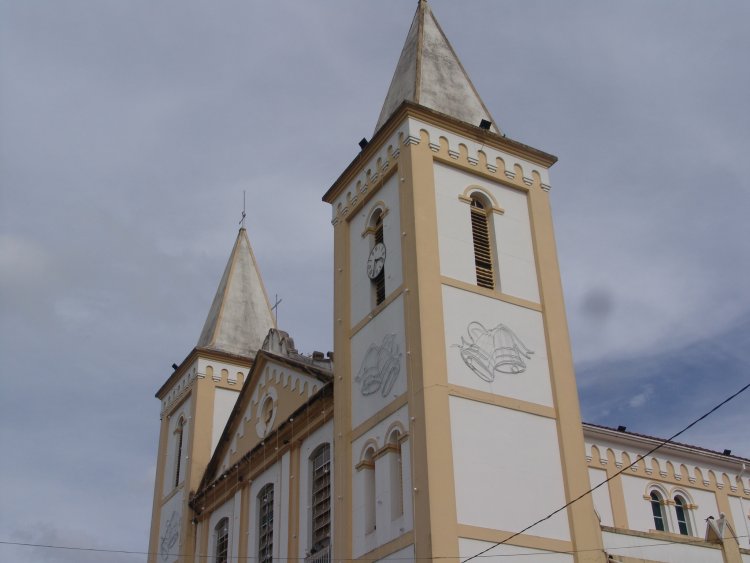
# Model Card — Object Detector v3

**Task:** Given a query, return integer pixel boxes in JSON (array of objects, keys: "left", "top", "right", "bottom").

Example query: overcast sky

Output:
[{"left": 1, "top": 1, "right": 749, "bottom": 561}]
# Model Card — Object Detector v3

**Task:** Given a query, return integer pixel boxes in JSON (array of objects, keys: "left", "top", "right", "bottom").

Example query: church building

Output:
[{"left": 147, "top": 3, "right": 750, "bottom": 563}]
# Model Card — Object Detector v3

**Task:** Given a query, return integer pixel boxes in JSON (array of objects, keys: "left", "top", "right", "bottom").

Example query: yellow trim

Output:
[
  {"left": 287, "top": 444, "right": 300, "bottom": 560},
  {"left": 458, "top": 524, "right": 573, "bottom": 553},
  {"left": 440, "top": 276, "right": 541, "bottom": 311},
  {"left": 447, "top": 384, "right": 557, "bottom": 419},
  {"left": 355, "top": 532, "right": 413, "bottom": 562},
  {"left": 360, "top": 201, "right": 390, "bottom": 237},
  {"left": 349, "top": 285, "right": 405, "bottom": 336},
  {"left": 458, "top": 185, "right": 504, "bottom": 214},
  {"left": 351, "top": 393, "right": 409, "bottom": 441}
]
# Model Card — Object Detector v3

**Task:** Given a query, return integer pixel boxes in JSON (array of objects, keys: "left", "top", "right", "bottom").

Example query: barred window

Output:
[
  {"left": 258, "top": 484, "right": 274, "bottom": 563},
  {"left": 215, "top": 517, "right": 229, "bottom": 563},
  {"left": 469, "top": 196, "right": 495, "bottom": 289},
  {"left": 310, "top": 444, "right": 331, "bottom": 553}
]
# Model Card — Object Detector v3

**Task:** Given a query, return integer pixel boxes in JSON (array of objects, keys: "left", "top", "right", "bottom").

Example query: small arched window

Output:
[
  {"left": 388, "top": 430, "right": 404, "bottom": 520},
  {"left": 310, "top": 444, "right": 331, "bottom": 553},
  {"left": 469, "top": 194, "right": 495, "bottom": 289},
  {"left": 649, "top": 490, "right": 668, "bottom": 532},
  {"left": 214, "top": 517, "right": 229, "bottom": 563},
  {"left": 174, "top": 417, "right": 185, "bottom": 488},
  {"left": 258, "top": 484, "right": 274, "bottom": 563},
  {"left": 369, "top": 209, "right": 386, "bottom": 306},
  {"left": 673, "top": 495, "right": 691, "bottom": 535}
]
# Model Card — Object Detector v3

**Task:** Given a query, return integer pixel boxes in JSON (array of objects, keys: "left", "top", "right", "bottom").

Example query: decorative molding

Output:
[
  {"left": 454, "top": 321, "right": 533, "bottom": 382},
  {"left": 355, "top": 334, "right": 402, "bottom": 397},
  {"left": 404, "top": 135, "right": 420, "bottom": 145}
]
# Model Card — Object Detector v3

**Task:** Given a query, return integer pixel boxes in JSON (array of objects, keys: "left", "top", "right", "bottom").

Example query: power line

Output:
[
  {"left": 2, "top": 534, "right": 749, "bottom": 560},
  {"left": 461, "top": 381, "right": 750, "bottom": 562},
  {"left": 2, "top": 385, "right": 747, "bottom": 562}
]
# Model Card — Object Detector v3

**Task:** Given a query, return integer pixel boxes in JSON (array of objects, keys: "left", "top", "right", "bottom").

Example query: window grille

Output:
[
  {"left": 258, "top": 484, "right": 274, "bottom": 563},
  {"left": 215, "top": 518, "right": 229, "bottom": 563},
  {"left": 310, "top": 445, "right": 331, "bottom": 553},
  {"left": 650, "top": 491, "right": 667, "bottom": 532},
  {"left": 470, "top": 198, "right": 494, "bottom": 289},
  {"left": 374, "top": 214, "right": 385, "bottom": 305},
  {"left": 674, "top": 496, "right": 691, "bottom": 535}
]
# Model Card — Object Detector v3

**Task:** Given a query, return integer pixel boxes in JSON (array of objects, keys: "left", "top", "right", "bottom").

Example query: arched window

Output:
[
  {"left": 649, "top": 490, "right": 668, "bottom": 532},
  {"left": 174, "top": 417, "right": 185, "bottom": 488},
  {"left": 370, "top": 209, "right": 386, "bottom": 306},
  {"left": 387, "top": 430, "right": 403, "bottom": 520},
  {"left": 310, "top": 444, "right": 331, "bottom": 554},
  {"left": 362, "top": 447, "right": 376, "bottom": 534},
  {"left": 469, "top": 194, "right": 495, "bottom": 289},
  {"left": 214, "top": 517, "right": 229, "bottom": 563},
  {"left": 258, "top": 484, "right": 274, "bottom": 563},
  {"left": 673, "top": 495, "right": 691, "bottom": 535}
]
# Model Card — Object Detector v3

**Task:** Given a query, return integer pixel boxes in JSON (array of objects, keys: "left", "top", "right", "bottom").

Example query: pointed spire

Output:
[
  {"left": 374, "top": 0, "right": 500, "bottom": 135},
  {"left": 197, "top": 228, "right": 275, "bottom": 358}
]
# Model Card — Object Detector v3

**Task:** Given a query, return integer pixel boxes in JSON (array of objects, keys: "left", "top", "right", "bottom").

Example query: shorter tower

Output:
[{"left": 147, "top": 228, "right": 275, "bottom": 563}]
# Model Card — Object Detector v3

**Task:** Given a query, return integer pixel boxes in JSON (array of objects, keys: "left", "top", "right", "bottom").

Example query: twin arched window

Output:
[{"left": 648, "top": 487, "right": 694, "bottom": 535}]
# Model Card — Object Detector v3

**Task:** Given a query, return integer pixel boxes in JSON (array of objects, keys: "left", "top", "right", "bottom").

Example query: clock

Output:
[{"left": 367, "top": 242, "right": 386, "bottom": 280}]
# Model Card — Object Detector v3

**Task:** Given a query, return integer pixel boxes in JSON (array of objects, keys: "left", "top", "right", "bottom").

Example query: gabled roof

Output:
[
  {"left": 194, "top": 346, "right": 333, "bottom": 499},
  {"left": 374, "top": 0, "right": 500, "bottom": 135},
  {"left": 196, "top": 228, "right": 275, "bottom": 358}
]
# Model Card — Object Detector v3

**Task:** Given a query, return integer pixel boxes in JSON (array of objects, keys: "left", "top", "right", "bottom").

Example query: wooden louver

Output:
[{"left": 470, "top": 199, "right": 494, "bottom": 289}]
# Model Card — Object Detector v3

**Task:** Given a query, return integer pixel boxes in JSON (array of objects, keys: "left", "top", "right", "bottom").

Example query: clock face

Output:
[{"left": 367, "top": 242, "right": 386, "bottom": 280}]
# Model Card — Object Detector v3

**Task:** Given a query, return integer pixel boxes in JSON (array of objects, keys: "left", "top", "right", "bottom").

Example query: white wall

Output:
[
  {"left": 351, "top": 405, "right": 412, "bottom": 558},
  {"left": 450, "top": 396, "right": 570, "bottom": 541},
  {"left": 376, "top": 543, "right": 414, "bottom": 562},
  {"left": 728, "top": 494, "right": 750, "bottom": 549},
  {"left": 459, "top": 538, "right": 573, "bottom": 562},
  {"left": 298, "top": 420, "right": 334, "bottom": 560},
  {"left": 433, "top": 162, "right": 539, "bottom": 303},
  {"left": 350, "top": 294, "right": 407, "bottom": 428},
  {"left": 588, "top": 467, "right": 614, "bottom": 527},
  {"left": 212, "top": 388, "right": 239, "bottom": 454},
  {"left": 157, "top": 490, "right": 183, "bottom": 563},
  {"left": 603, "top": 530, "right": 724, "bottom": 563},
  {"left": 162, "top": 395, "right": 192, "bottom": 497},
  {"left": 442, "top": 284, "right": 553, "bottom": 407},
  {"left": 349, "top": 173, "right": 402, "bottom": 327}
]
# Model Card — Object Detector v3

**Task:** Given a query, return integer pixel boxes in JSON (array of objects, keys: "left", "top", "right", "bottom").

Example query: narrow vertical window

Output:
[
  {"left": 310, "top": 444, "right": 331, "bottom": 556},
  {"left": 650, "top": 491, "right": 667, "bottom": 532},
  {"left": 674, "top": 495, "right": 691, "bottom": 535},
  {"left": 363, "top": 448, "right": 376, "bottom": 534},
  {"left": 258, "top": 484, "right": 274, "bottom": 563},
  {"left": 174, "top": 417, "right": 185, "bottom": 488},
  {"left": 373, "top": 212, "right": 386, "bottom": 305},
  {"left": 469, "top": 196, "right": 495, "bottom": 289},
  {"left": 215, "top": 517, "right": 229, "bottom": 563},
  {"left": 388, "top": 431, "right": 403, "bottom": 520}
]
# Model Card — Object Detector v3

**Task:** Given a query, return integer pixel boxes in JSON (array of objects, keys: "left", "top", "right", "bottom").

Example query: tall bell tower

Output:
[{"left": 324, "top": 2, "right": 606, "bottom": 562}]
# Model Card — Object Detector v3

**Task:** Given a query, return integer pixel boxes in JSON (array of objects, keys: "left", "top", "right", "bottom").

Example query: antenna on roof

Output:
[{"left": 239, "top": 190, "right": 247, "bottom": 228}]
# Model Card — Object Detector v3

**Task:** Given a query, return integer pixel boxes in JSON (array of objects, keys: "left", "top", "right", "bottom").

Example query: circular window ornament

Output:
[{"left": 255, "top": 387, "right": 278, "bottom": 438}]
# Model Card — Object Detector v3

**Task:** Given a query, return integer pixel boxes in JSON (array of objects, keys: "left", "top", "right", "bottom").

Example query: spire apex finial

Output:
[{"left": 239, "top": 190, "right": 247, "bottom": 229}]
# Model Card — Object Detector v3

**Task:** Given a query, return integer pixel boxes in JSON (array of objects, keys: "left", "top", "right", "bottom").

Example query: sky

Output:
[{"left": 1, "top": 1, "right": 749, "bottom": 561}]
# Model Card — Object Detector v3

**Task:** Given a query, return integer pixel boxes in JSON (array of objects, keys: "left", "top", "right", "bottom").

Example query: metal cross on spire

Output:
[
  {"left": 271, "top": 294, "right": 282, "bottom": 326},
  {"left": 239, "top": 190, "right": 247, "bottom": 228}
]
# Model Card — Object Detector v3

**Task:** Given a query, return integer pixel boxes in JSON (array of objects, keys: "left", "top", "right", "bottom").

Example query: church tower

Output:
[
  {"left": 323, "top": 2, "right": 606, "bottom": 562},
  {"left": 147, "top": 228, "right": 275, "bottom": 563}
]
